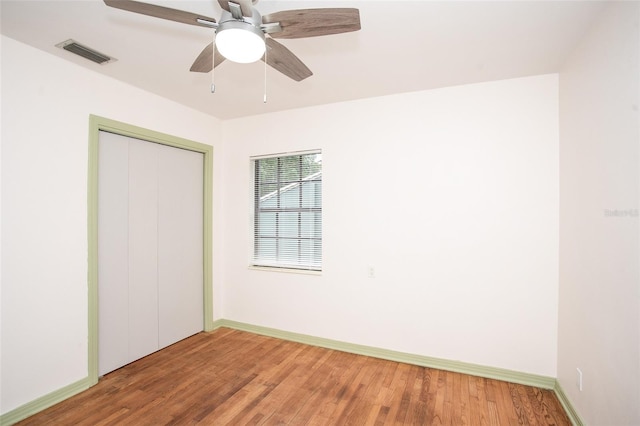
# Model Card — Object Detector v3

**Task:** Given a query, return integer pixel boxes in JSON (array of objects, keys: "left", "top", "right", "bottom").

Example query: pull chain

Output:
[
  {"left": 263, "top": 45, "right": 267, "bottom": 103},
  {"left": 211, "top": 37, "right": 216, "bottom": 93}
]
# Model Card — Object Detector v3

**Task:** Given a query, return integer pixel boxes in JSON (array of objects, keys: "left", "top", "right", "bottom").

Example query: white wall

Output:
[
  {"left": 221, "top": 74, "right": 560, "bottom": 377},
  {"left": 558, "top": 2, "right": 640, "bottom": 424},
  {"left": 0, "top": 36, "right": 224, "bottom": 415},
  {"left": 0, "top": 34, "right": 4, "bottom": 416}
]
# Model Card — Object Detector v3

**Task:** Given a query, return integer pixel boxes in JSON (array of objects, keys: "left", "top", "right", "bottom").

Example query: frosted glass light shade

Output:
[{"left": 216, "top": 26, "right": 266, "bottom": 64}]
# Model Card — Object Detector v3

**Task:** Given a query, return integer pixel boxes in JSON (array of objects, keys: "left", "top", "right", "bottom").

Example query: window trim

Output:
[{"left": 250, "top": 150, "right": 322, "bottom": 272}]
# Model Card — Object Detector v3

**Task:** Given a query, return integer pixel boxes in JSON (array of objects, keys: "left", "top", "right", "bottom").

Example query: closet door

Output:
[
  {"left": 98, "top": 131, "right": 204, "bottom": 376},
  {"left": 157, "top": 144, "right": 204, "bottom": 348},
  {"left": 127, "top": 139, "right": 160, "bottom": 362},
  {"left": 97, "top": 133, "right": 130, "bottom": 376}
]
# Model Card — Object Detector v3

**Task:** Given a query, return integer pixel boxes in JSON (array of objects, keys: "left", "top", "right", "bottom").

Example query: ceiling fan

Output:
[{"left": 104, "top": 0, "right": 361, "bottom": 82}]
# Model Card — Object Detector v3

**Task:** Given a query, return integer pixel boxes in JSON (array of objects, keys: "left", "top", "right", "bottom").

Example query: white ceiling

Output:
[{"left": 1, "top": 0, "right": 606, "bottom": 120}]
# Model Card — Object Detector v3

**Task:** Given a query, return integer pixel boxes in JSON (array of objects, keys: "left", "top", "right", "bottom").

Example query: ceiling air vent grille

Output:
[{"left": 55, "top": 39, "right": 116, "bottom": 65}]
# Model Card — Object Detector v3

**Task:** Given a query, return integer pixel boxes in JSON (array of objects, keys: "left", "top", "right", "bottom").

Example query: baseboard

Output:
[
  {"left": 553, "top": 380, "right": 584, "bottom": 426},
  {"left": 212, "top": 319, "right": 557, "bottom": 390},
  {"left": 0, "top": 377, "right": 92, "bottom": 426}
]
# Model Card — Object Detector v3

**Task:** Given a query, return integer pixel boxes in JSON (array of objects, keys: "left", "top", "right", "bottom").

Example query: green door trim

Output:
[{"left": 88, "top": 115, "right": 214, "bottom": 385}]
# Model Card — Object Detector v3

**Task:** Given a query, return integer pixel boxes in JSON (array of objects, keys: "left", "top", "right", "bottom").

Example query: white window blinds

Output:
[{"left": 252, "top": 152, "right": 322, "bottom": 271}]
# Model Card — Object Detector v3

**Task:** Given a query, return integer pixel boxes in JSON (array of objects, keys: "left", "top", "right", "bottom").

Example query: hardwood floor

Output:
[{"left": 17, "top": 328, "right": 570, "bottom": 425}]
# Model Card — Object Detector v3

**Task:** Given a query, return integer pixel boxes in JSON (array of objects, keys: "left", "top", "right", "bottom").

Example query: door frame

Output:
[{"left": 87, "top": 115, "right": 214, "bottom": 385}]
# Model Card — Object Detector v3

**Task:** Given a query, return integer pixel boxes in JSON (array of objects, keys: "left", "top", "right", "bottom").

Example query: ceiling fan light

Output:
[{"left": 216, "top": 24, "right": 265, "bottom": 64}]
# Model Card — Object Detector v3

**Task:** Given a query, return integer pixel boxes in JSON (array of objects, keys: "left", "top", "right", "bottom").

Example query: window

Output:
[{"left": 252, "top": 152, "right": 322, "bottom": 271}]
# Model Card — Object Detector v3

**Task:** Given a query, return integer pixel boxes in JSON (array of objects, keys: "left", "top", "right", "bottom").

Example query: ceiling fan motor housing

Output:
[{"left": 215, "top": 9, "right": 266, "bottom": 63}]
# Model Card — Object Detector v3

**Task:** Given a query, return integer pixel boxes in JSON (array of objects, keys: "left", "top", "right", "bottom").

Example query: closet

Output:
[{"left": 97, "top": 131, "right": 204, "bottom": 375}]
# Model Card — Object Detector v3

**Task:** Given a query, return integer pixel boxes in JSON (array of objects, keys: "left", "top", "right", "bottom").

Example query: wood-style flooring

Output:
[{"left": 17, "top": 328, "right": 570, "bottom": 425}]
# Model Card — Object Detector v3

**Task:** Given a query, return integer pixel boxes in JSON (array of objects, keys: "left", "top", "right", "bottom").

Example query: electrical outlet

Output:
[
  {"left": 576, "top": 368, "right": 583, "bottom": 391},
  {"left": 367, "top": 266, "right": 375, "bottom": 278}
]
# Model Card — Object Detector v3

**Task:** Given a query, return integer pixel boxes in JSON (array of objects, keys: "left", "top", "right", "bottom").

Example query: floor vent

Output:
[{"left": 55, "top": 39, "right": 116, "bottom": 65}]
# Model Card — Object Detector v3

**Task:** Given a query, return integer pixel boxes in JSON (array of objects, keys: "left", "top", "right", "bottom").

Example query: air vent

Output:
[{"left": 55, "top": 39, "right": 116, "bottom": 65}]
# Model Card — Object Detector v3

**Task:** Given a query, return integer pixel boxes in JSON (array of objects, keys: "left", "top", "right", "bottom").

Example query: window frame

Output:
[{"left": 250, "top": 150, "right": 322, "bottom": 272}]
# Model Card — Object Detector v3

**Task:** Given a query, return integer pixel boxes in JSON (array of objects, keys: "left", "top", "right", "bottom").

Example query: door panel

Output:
[
  {"left": 127, "top": 139, "right": 160, "bottom": 362},
  {"left": 97, "top": 133, "right": 130, "bottom": 376},
  {"left": 158, "top": 144, "right": 204, "bottom": 348}
]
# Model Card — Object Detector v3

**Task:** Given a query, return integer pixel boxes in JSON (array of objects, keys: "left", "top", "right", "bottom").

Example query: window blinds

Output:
[{"left": 252, "top": 152, "right": 322, "bottom": 271}]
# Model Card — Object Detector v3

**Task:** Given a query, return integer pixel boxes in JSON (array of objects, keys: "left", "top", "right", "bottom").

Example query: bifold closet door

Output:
[
  {"left": 98, "top": 131, "right": 203, "bottom": 376},
  {"left": 157, "top": 143, "right": 204, "bottom": 348}
]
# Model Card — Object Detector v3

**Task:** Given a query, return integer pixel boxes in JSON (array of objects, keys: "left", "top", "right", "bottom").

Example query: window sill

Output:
[{"left": 248, "top": 266, "right": 322, "bottom": 276}]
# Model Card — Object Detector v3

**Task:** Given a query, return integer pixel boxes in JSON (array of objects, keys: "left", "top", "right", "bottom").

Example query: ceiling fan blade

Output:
[
  {"left": 218, "top": 0, "right": 253, "bottom": 18},
  {"left": 262, "top": 8, "right": 360, "bottom": 39},
  {"left": 190, "top": 42, "right": 226, "bottom": 73},
  {"left": 263, "top": 38, "right": 312, "bottom": 82},
  {"left": 104, "top": 0, "right": 216, "bottom": 27}
]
